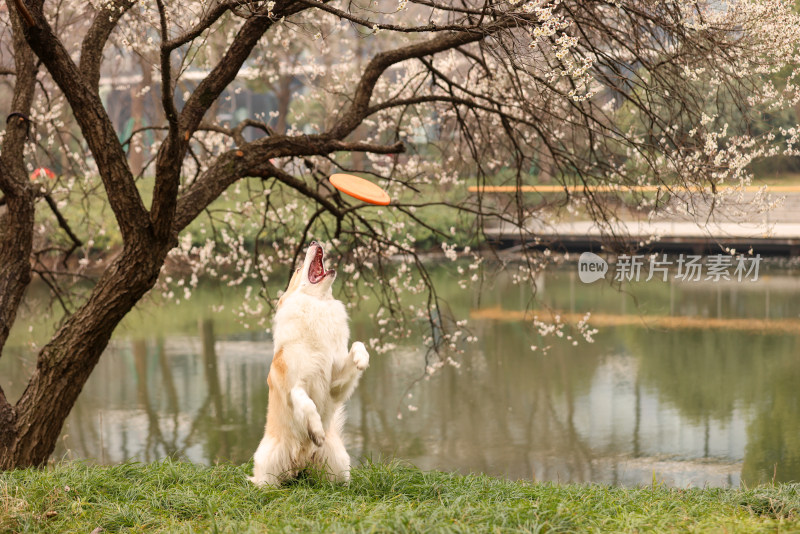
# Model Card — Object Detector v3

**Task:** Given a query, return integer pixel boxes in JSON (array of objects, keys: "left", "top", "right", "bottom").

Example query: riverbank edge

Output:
[{"left": 1, "top": 460, "right": 798, "bottom": 532}]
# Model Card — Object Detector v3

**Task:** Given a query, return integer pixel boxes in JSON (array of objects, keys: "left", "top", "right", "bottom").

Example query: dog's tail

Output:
[{"left": 332, "top": 405, "right": 346, "bottom": 436}]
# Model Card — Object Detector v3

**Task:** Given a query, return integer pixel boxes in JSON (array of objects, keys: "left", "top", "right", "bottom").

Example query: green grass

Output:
[{"left": 1, "top": 461, "right": 798, "bottom": 533}]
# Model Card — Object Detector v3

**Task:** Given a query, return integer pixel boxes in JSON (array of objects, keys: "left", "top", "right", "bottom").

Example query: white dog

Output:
[{"left": 249, "top": 242, "right": 369, "bottom": 486}]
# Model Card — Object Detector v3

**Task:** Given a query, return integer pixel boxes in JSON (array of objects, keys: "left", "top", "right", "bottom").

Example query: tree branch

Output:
[
  {"left": 172, "top": 135, "right": 403, "bottom": 233},
  {"left": 148, "top": 0, "right": 184, "bottom": 241},
  {"left": 10, "top": 0, "right": 36, "bottom": 28},
  {"left": 79, "top": 0, "right": 136, "bottom": 90},
  {"left": 409, "top": 0, "right": 487, "bottom": 16},
  {"left": 42, "top": 193, "right": 83, "bottom": 266},
  {"left": 327, "top": 19, "right": 514, "bottom": 140},
  {"left": 0, "top": 0, "right": 37, "bottom": 359},
  {"left": 1, "top": 2, "right": 37, "bottom": 195},
  {"left": 170, "top": 16, "right": 516, "bottom": 239},
  {"left": 18, "top": 2, "right": 151, "bottom": 243},
  {"left": 231, "top": 118, "right": 272, "bottom": 146},
  {"left": 163, "top": 1, "right": 237, "bottom": 51},
  {"left": 31, "top": 267, "right": 72, "bottom": 316},
  {"left": 265, "top": 163, "right": 343, "bottom": 217},
  {"left": 152, "top": 0, "right": 313, "bottom": 240},
  {"left": 297, "top": 0, "right": 476, "bottom": 33},
  {"left": 366, "top": 95, "right": 474, "bottom": 116},
  {"left": 178, "top": 3, "right": 279, "bottom": 134},
  {"left": 155, "top": 0, "right": 178, "bottom": 131},
  {"left": 328, "top": 139, "right": 405, "bottom": 154}
]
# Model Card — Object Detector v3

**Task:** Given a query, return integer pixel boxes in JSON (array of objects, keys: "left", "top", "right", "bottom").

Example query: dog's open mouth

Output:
[{"left": 308, "top": 244, "right": 335, "bottom": 284}]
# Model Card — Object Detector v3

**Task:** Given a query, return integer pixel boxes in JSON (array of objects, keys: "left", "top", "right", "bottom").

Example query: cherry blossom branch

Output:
[
  {"left": 327, "top": 19, "right": 515, "bottom": 140},
  {"left": 408, "top": 0, "right": 488, "bottom": 16},
  {"left": 163, "top": 1, "right": 239, "bottom": 51},
  {"left": 297, "top": 0, "right": 476, "bottom": 32}
]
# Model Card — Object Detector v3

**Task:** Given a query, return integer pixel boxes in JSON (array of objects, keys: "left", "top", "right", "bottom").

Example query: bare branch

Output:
[
  {"left": 31, "top": 267, "right": 72, "bottom": 316},
  {"left": 231, "top": 119, "right": 272, "bottom": 146},
  {"left": 366, "top": 95, "right": 474, "bottom": 115},
  {"left": 42, "top": 193, "right": 83, "bottom": 266},
  {"left": 149, "top": 0, "right": 183, "bottom": 240}
]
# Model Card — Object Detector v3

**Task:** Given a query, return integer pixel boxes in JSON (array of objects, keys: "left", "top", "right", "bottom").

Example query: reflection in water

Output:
[{"left": 1, "top": 263, "right": 798, "bottom": 487}]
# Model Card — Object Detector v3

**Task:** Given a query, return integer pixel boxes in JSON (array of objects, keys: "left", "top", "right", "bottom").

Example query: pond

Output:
[{"left": 2, "top": 258, "right": 799, "bottom": 488}]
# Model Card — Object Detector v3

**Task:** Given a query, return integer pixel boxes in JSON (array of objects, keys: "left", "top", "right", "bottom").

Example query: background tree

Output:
[{"left": 1, "top": 0, "right": 800, "bottom": 469}]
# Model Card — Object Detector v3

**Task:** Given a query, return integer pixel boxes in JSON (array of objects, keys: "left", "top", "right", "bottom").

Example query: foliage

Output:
[{"left": 1, "top": 460, "right": 799, "bottom": 533}]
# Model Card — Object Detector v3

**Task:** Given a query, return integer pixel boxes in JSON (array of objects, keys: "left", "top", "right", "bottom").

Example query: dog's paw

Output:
[
  {"left": 351, "top": 341, "right": 369, "bottom": 371},
  {"left": 308, "top": 421, "right": 326, "bottom": 447},
  {"left": 248, "top": 474, "right": 280, "bottom": 488},
  {"left": 247, "top": 475, "right": 264, "bottom": 487}
]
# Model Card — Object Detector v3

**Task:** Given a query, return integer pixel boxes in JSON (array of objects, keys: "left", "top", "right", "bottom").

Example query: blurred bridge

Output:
[{"left": 471, "top": 185, "right": 800, "bottom": 256}]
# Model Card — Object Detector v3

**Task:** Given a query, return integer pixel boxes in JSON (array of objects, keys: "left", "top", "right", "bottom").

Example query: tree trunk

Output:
[
  {"left": 0, "top": 0, "right": 38, "bottom": 463},
  {"left": 0, "top": 241, "right": 166, "bottom": 469},
  {"left": 0, "top": 193, "right": 35, "bottom": 461}
]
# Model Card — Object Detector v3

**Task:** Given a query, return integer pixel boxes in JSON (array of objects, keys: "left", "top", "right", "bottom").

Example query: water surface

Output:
[{"left": 2, "top": 261, "right": 798, "bottom": 487}]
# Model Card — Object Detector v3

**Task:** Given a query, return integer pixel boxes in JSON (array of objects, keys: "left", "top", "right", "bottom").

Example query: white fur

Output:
[{"left": 249, "top": 243, "right": 369, "bottom": 487}]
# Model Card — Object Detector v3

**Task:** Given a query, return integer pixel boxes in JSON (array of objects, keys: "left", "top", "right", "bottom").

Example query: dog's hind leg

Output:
[
  {"left": 290, "top": 386, "right": 325, "bottom": 446},
  {"left": 249, "top": 436, "right": 292, "bottom": 487},
  {"left": 313, "top": 408, "right": 351, "bottom": 483}
]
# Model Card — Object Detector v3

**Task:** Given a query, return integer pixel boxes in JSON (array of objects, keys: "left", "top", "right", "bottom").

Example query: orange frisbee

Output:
[{"left": 329, "top": 173, "right": 390, "bottom": 206}]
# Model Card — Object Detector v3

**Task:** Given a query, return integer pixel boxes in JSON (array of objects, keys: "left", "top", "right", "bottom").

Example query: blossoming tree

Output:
[{"left": 1, "top": 0, "right": 800, "bottom": 468}]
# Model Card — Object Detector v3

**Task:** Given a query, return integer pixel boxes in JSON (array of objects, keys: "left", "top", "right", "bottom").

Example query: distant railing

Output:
[{"left": 467, "top": 185, "right": 800, "bottom": 193}]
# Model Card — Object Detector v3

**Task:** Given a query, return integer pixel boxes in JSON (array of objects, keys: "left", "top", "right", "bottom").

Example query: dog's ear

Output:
[
  {"left": 287, "top": 268, "right": 302, "bottom": 292},
  {"left": 278, "top": 269, "right": 302, "bottom": 308}
]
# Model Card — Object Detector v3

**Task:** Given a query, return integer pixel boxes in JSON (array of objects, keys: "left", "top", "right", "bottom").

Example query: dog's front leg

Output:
[
  {"left": 330, "top": 341, "right": 370, "bottom": 403},
  {"left": 290, "top": 386, "right": 325, "bottom": 446}
]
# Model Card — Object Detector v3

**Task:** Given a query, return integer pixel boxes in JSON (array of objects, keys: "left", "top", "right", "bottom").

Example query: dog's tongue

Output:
[{"left": 309, "top": 248, "right": 326, "bottom": 284}]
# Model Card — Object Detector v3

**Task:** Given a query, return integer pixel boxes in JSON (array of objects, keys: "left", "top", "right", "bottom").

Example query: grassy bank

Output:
[{"left": 1, "top": 461, "right": 798, "bottom": 533}]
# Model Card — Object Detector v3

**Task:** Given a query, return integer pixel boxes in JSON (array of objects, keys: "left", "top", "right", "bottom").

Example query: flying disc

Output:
[{"left": 329, "top": 173, "right": 390, "bottom": 206}]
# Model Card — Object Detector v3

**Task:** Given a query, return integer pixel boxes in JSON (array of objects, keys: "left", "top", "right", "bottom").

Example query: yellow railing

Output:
[{"left": 467, "top": 185, "right": 800, "bottom": 193}]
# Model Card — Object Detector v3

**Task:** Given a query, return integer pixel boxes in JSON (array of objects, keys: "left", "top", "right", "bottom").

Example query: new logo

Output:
[{"left": 578, "top": 252, "right": 608, "bottom": 283}]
